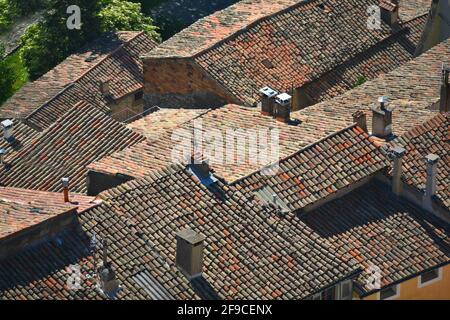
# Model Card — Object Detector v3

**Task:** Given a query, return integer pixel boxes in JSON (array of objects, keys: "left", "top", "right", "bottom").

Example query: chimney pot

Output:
[
  {"left": 61, "top": 177, "right": 70, "bottom": 202},
  {"left": 176, "top": 229, "right": 205, "bottom": 278},
  {"left": 1, "top": 119, "right": 14, "bottom": 142},
  {"left": 440, "top": 64, "right": 450, "bottom": 113},
  {"left": 424, "top": 153, "right": 440, "bottom": 208},
  {"left": 274, "top": 93, "right": 292, "bottom": 123},
  {"left": 378, "top": 96, "right": 388, "bottom": 110},
  {"left": 259, "top": 86, "right": 278, "bottom": 116},
  {"left": 380, "top": 0, "right": 399, "bottom": 28},
  {"left": 100, "top": 79, "right": 111, "bottom": 96},
  {"left": 371, "top": 97, "right": 393, "bottom": 138},
  {"left": 391, "top": 146, "right": 406, "bottom": 196},
  {"left": 352, "top": 110, "right": 368, "bottom": 133}
]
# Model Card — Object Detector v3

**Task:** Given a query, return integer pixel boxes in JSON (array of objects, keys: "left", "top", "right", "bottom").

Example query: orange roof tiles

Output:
[{"left": 0, "top": 187, "right": 99, "bottom": 239}]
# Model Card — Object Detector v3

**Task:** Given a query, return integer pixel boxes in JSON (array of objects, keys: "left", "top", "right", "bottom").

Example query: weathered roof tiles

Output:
[{"left": 0, "top": 101, "right": 145, "bottom": 194}]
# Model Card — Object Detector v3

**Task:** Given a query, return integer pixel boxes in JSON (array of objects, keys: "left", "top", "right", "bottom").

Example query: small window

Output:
[
  {"left": 322, "top": 286, "right": 336, "bottom": 300},
  {"left": 134, "top": 91, "right": 144, "bottom": 101},
  {"left": 419, "top": 268, "right": 442, "bottom": 287},
  {"left": 311, "top": 293, "right": 322, "bottom": 300},
  {"left": 339, "top": 280, "right": 353, "bottom": 300},
  {"left": 380, "top": 285, "right": 400, "bottom": 300}
]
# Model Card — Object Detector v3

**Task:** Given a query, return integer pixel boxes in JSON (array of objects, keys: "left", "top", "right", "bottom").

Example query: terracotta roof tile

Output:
[
  {"left": 0, "top": 188, "right": 98, "bottom": 239},
  {"left": 0, "top": 121, "right": 39, "bottom": 156},
  {"left": 1, "top": 32, "right": 156, "bottom": 131},
  {"left": 302, "top": 179, "right": 450, "bottom": 294},
  {"left": 235, "top": 124, "right": 388, "bottom": 211},
  {"left": 390, "top": 113, "right": 449, "bottom": 210},
  {"left": 0, "top": 165, "right": 358, "bottom": 299},
  {"left": 146, "top": 0, "right": 429, "bottom": 106},
  {"left": 127, "top": 108, "right": 209, "bottom": 140},
  {"left": 291, "top": 37, "right": 450, "bottom": 143},
  {"left": 0, "top": 101, "right": 145, "bottom": 193}
]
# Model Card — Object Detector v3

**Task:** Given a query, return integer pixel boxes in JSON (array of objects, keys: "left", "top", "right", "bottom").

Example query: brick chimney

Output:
[
  {"left": 423, "top": 154, "right": 440, "bottom": 209},
  {"left": 274, "top": 93, "right": 292, "bottom": 123},
  {"left": 61, "top": 177, "right": 70, "bottom": 202},
  {"left": 1, "top": 119, "right": 14, "bottom": 142},
  {"left": 176, "top": 229, "right": 205, "bottom": 278},
  {"left": 391, "top": 146, "right": 406, "bottom": 196},
  {"left": 380, "top": 0, "right": 399, "bottom": 28},
  {"left": 371, "top": 96, "right": 393, "bottom": 138},
  {"left": 440, "top": 64, "right": 450, "bottom": 113},
  {"left": 259, "top": 86, "right": 278, "bottom": 116},
  {"left": 100, "top": 79, "right": 111, "bottom": 96},
  {"left": 352, "top": 110, "right": 368, "bottom": 133}
]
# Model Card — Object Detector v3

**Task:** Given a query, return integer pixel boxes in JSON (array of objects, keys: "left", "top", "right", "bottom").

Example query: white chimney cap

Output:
[
  {"left": 1, "top": 119, "right": 13, "bottom": 129},
  {"left": 391, "top": 146, "right": 406, "bottom": 157},
  {"left": 378, "top": 96, "right": 388, "bottom": 104},
  {"left": 425, "top": 154, "right": 440, "bottom": 164},
  {"left": 276, "top": 93, "right": 292, "bottom": 105},
  {"left": 61, "top": 177, "right": 70, "bottom": 187},
  {"left": 259, "top": 86, "right": 278, "bottom": 98}
]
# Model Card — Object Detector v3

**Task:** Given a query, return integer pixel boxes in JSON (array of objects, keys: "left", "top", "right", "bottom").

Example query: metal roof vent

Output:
[
  {"left": 255, "top": 186, "right": 290, "bottom": 214},
  {"left": 61, "top": 177, "right": 70, "bottom": 203},
  {"left": 85, "top": 53, "right": 99, "bottom": 62},
  {"left": 187, "top": 160, "right": 218, "bottom": 187}
]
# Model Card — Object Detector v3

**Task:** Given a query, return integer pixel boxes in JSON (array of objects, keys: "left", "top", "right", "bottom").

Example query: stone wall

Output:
[{"left": 143, "top": 57, "right": 239, "bottom": 109}]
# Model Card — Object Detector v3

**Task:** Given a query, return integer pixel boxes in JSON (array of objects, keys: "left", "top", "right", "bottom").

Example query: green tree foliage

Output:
[
  {"left": 0, "top": 0, "right": 16, "bottom": 31},
  {"left": 0, "top": 45, "right": 17, "bottom": 103},
  {"left": 9, "top": 0, "right": 47, "bottom": 15},
  {"left": 19, "top": 0, "right": 160, "bottom": 80},
  {"left": 20, "top": 0, "right": 102, "bottom": 80},
  {"left": 99, "top": 0, "right": 160, "bottom": 40}
]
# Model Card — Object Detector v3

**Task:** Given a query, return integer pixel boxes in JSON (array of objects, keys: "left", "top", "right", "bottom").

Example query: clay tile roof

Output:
[
  {"left": 301, "top": 179, "right": 450, "bottom": 294},
  {"left": 398, "top": 0, "right": 432, "bottom": 21},
  {"left": 0, "top": 101, "right": 145, "bottom": 194},
  {"left": 91, "top": 37, "right": 450, "bottom": 186},
  {"left": 146, "top": 0, "right": 429, "bottom": 106},
  {"left": 291, "top": 36, "right": 450, "bottom": 144},
  {"left": 379, "top": 0, "right": 398, "bottom": 11},
  {"left": 390, "top": 112, "right": 449, "bottom": 210},
  {"left": 0, "top": 187, "right": 98, "bottom": 240},
  {"left": 234, "top": 125, "right": 388, "bottom": 211},
  {"left": 0, "top": 120, "right": 39, "bottom": 156},
  {"left": 89, "top": 104, "right": 346, "bottom": 182},
  {"left": 93, "top": 165, "right": 357, "bottom": 299},
  {"left": 126, "top": 108, "right": 209, "bottom": 140},
  {"left": 0, "top": 165, "right": 358, "bottom": 299},
  {"left": 0, "top": 187, "right": 196, "bottom": 300},
  {"left": 302, "top": 14, "right": 428, "bottom": 103},
  {"left": 1, "top": 31, "right": 156, "bottom": 131},
  {"left": 145, "top": 0, "right": 299, "bottom": 58}
]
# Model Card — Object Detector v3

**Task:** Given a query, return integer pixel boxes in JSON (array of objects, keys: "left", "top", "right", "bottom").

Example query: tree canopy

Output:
[
  {"left": 19, "top": 0, "right": 160, "bottom": 80},
  {"left": 0, "top": 45, "right": 17, "bottom": 103}
]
